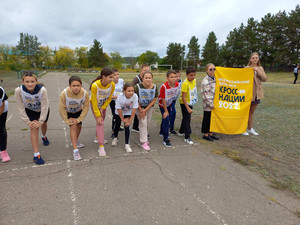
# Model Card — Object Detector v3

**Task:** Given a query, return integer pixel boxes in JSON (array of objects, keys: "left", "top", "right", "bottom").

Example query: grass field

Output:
[{"left": 1, "top": 69, "right": 299, "bottom": 197}]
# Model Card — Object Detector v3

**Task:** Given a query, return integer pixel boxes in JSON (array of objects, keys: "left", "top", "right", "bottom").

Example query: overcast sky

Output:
[{"left": 0, "top": 0, "right": 298, "bottom": 57}]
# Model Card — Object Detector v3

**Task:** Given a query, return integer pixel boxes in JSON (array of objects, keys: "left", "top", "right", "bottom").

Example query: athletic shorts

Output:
[
  {"left": 25, "top": 108, "right": 50, "bottom": 122},
  {"left": 67, "top": 110, "right": 82, "bottom": 125},
  {"left": 251, "top": 96, "right": 260, "bottom": 105}
]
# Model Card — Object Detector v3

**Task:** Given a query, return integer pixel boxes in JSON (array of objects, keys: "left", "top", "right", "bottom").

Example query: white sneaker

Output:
[
  {"left": 242, "top": 131, "right": 249, "bottom": 136},
  {"left": 125, "top": 144, "right": 132, "bottom": 153},
  {"left": 248, "top": 128, "right": 259, "bottom": 135},
  {"left": 77, "top": 142, "right": 84, "bottom": 148},
  {"left": 98, "top": 146, "right": 106, "bottom": 156},
  {"left": 94, "top": 139, "right": 108, "bottom": 144},
  {"left": 111, "top": 138, "right": 118, "bottom": 146},
  {"left": 184, "top": 138, "right": 194, "bottom": 145},
  {"left": 73, "top": 151, "right": 82, "bottom": 161}
]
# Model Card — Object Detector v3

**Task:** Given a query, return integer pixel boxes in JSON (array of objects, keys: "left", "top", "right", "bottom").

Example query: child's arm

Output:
[
  {"left": 161, "top": 98, "right": 169, "bottom": 119},
  {"left": 0, "top": 102, "right": 4, "bottom": 116},
  {"left": 59, "top": 90, "right": 71, "bottom": 125},
  {"left": 90, "top": 83, "right": 101, "bottom": 118},
  {"left": 14, "top": 87, "right": 31, "bottom": 125},
  {"left": 76, "top": 91, "right": 90, "bottom": 124},
  {"left": 125, "top": 108, "right": 137, "bottom": 127},
  {"left": 37, "top": 87, "right": 49, "bottom": 126},
  {"left": 182, "top": 92, "right": 193, "bottom": 114}
]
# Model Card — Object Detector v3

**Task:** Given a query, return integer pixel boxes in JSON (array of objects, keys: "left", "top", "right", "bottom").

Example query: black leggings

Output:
[
  {"left": 294, "top": 73, "right": 298, "bottom": 84},
  {"left": 179, "top": 104, "right": 193, "bottom": 139},
  {"left": 0, "top": 112, "right": 7, "bottom": 151},
  {"left": 109, "top": 101, "right": 117, "bottom": 131},
  {"left": 113, "top": 115, "right": 131, "bottom": 144}
]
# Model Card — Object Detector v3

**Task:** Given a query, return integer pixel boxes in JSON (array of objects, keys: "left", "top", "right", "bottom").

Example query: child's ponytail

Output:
[{"left": 90, "top": 67, "right": 113, "bottom": 90}]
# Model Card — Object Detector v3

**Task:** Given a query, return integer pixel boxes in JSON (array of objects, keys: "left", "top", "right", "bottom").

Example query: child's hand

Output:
[
  {"left": 163, "top": 111, "right": 169, "bottom": 119},
  {"left": 99, "top": 108, "right": 104, "bottom": 116},
  {"left": 139, "top": 109, "right": 146, "bottom": 119},
  {"left": 123, "top": 118, "right": 131, "bottom": 127},
  {"left": 96, "top": 117, "right": 103, "bottom": 125},
  {"left": 187, "top": 108, "right": 193, "bottom": 114}
]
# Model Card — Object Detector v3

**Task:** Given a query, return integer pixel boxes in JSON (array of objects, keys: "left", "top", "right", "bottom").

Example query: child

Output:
[
  {"left": 15, "top": 71, "right": 50, "bottom": 165},
  {"left": 111, "top": 83, "right": 138, "bottom": 153},
  {"left": 0, "top": 85, "right": 11, "bottom": 162},
  {"left": 169, "top": 69, "right": 182, "bottom": 135},
  {"left": 90, "top": 68, "right": 115, "bottom": 156},
  {"left": 134, "top": 71, "right": 158, "bottom": 151},
  {"left": 158, "top": 70, "right": 180, "bottom": 147},
  {"left": 110, "top": 68, "right": 125, "bottom": 138},
  {"left": 201, "top": 63, "right": 219, "bottom": 141},
  {"left": 179, "top": 66, "right": 198, "bottom": 145},
  {"left": 59, "top": 76, "right": 89, "bottom": 160}
]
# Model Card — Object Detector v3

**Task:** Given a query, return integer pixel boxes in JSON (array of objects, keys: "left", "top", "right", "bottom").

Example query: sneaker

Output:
[
  {"left": 33, "top": 155, "right": 44, "bottom": 165},
  {"left": 142, "top": 142, "right": 150, "bottom": 151},
  {"left": 73, "top": 151, "right": 82, "bottom": 161},
  {"left": 77, "top": 142, "right": 84, "bottom": 148},
  {"left": 184, "top": 138, "right": 194, "bottom": 145},
  {"left": 158, "top": 132, "right": 163, "bottom": 137},
  {"left": 94, "top": 139, "right": 108, "bottom": 144},
  {"left": 248, "top": 128, "right": 259, "bottom": 136},
  {"left": 0, "top": 150, "right": 11, "bottom": 162},
  {"left": 125, "top": 144, "right": 132, "bottom": 153},
  {"left": 242, "top": 131, "right": 249, "bottom": 136},
  {"left": 202, "top": 135, "right": 214, "bottom": 142},
  {"left": 111, "top": 138, "right": 118, "bottom": 146},
  {"left": 170, "top": 130, "right": 178, "bottom": 135},
  {"left": 210, "top": 135, "right": 219, "bottom": 140},
  {"left": 178, "top": 133, "right": 184, "bottom": 137},
  {"left": 120, "top": 126, "right": 124, "bottom": 131},
  {"left": 41, "top": 136, "right": 49, "bottom": 146},
  {"left": 163, "top": 139, "right": 172, "bottom": 147},
  {"left": 147, "top": 134, "right": 150, "bottom": 139},
  {"left": 132, "top": 128, "right": 139, "bottom": 133},
  {"left": 98, "top": 146, "right": 106, "bottom": 156}
]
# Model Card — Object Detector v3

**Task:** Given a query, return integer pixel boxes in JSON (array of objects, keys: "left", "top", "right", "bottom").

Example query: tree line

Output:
[{"left": 0, "top": 5, "right": 299, "bottom": 71}]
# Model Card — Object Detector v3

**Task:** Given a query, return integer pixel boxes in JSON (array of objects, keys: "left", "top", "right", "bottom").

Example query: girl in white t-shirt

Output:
[
  {"left": 110, "top": 69, "right": 124, "bottom": 138},
  {"left": 111, "top": 83, "right": 138, "bottom": 153}
]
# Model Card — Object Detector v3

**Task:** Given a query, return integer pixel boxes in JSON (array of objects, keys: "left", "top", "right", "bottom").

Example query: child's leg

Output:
[
  {"left": 109, "top": 101, "right": 116, "bottom": 131},
  {"left": 30, "top": 127, "right": 40, "bottom": 153},
  {"left": 146, "top": 107, "right": 154, "bottom": 135},
  {"left": 201, "top": 111, "right": 211, "bottom": 136},
  {"left": 138, "top": 111, "right": 147, "bottom": 143},
  {"left": 41, "top": 122, "right": 47, "bottom": 136},
  {"left": 113, "top": 115, "right": 121, "bottom": 138},
  {"left": 70, "top": 124, "right": 79, "bottom": 149},
  {"left": 159, "top": 107, "right": 170, "bottom": 141},
  {"left": 179, "top": 104, "right": 191, "bottom": 138},
  {"left": 0, "top": 112, "right": 8, "bottom": 151},
  {"left": 96, "top": 109, "right": 106, "bottom": 145},
  {"left": 169, "top": 101, "right": 176, "bottom": 131},
  {"left": 124, "top": 115, "right": 131, "bottom": 144}
]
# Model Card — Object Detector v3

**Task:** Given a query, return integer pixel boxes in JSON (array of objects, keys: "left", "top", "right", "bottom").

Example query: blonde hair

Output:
[
  {"left": 205, "top": 63, "right": 215, "bottom": 71},
  {"left": 247, "top": 52, "right": 260, "bottom": 66},
  {"left": 22, "top": 71, "right": 44, "bottom": 86}
]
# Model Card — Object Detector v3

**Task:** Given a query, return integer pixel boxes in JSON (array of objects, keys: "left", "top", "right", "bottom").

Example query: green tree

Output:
[
  {"left": 54, "top": 47, "right": 75, "bottom": 69},
  {"left": 187, "top": 36, "right": 200, "bottom": 68},
  {"left": 87, "top": 39, "right": 107, "bottom": 67},
  {"left": 138, "top": 50, "right": 159, "bottom": 65},
  {"left": 201, "top": 32, "right": 219, "bottom": 65},
  {"left": 165, "top": 42, "right": 185, "bottom": 69},
  {"left": 287, "top": 5, "right": 300, "bottom": 64},
  {"left": 34, "top": 46, "right": 54, "bottom": 68},
  {"left": 110, "top": 52, "right": 123, "bottom": 69},
  {"left": 16, "top": 33, "right": 41, "bottom": 67},
  {"left": 75, "top": 47, "right": 89, "bottom": 68}
]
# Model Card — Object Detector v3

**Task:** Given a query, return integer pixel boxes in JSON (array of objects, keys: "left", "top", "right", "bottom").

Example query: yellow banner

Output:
[{"left": 210, "top": 67, "right": 253, "bottom": 134}]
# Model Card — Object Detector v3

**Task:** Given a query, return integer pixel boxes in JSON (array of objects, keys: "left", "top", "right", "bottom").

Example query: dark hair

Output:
[
  {"left": 123, "top": 82, "right": 134, "bottom": 91},
  {"left": 186, "top": 66, "right": 196, "bottom": 74},
  {"left": 174, "top": 69, "right": 180, "bottom": 73},
  {"left": 22, "top": 71, "right": 44, "bottom": 86},
  {"left": 112, "top": 68, "right": 119, "bottom": 73},
  {"left": 140, "top": 64, "right": 150, "bottom": 71},
  {"left": 141, "top": 71, "right": 153, "bottom": 79},
  {"left": 166, "top": 70, "right": 177, "bottom": 77},
  {"left": 90, "top": 67, "right": 113, "bottom": 90},
  {"left": 69, "top": 76, "right": 82, "bottom": 85}
]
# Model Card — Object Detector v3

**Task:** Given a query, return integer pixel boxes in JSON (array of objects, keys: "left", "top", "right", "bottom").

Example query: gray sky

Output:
[{"left": 0, "top": 0, "right": 298, "bottom": 57}]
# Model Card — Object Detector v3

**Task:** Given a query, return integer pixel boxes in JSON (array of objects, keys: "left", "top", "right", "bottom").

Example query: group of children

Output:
[{"left": 0, "top": 64, "right": 219, "bottom": 165}]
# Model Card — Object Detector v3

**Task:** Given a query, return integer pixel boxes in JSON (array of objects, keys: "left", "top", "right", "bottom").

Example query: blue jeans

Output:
[
  {"left": 159, "top": 106, "right": 172, "bottom": 141},
  {"left": 169, "top": 100, "right": 176, "bottom": 131}
]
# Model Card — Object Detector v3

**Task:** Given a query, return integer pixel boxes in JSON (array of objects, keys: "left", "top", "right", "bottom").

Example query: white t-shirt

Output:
[
  {"left": 112, "top": 79, "right": 125, "bottom": 101},
  {"left": 115, "top": 93, "right": 138, "bottom": 116}
]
